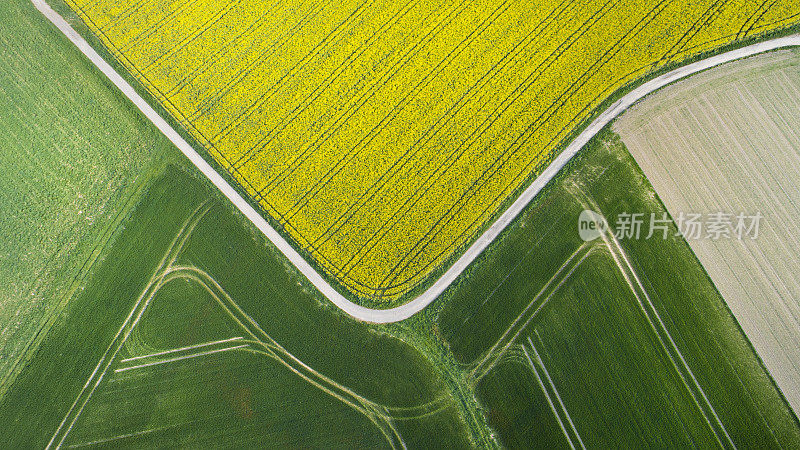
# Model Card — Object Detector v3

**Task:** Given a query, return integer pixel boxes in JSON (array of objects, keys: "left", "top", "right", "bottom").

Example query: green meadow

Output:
[
  {"left": 1, "top": 0, "right": 797, "bottom": 446},
  {"left": 0, "top": 0, "right": 178, "bottom": 399},
  {"left": 435, "top": 131, "right": 800, "bottom": 448}
]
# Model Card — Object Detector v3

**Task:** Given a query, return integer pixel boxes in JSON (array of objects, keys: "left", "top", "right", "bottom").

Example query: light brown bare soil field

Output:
[{"left": 615, "top": 49, "right": 800, "bottom": 414}]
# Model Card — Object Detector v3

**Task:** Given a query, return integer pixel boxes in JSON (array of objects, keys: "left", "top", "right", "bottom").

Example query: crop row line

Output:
[
  {"left": 227, "top": 0, "right": 426, "bottom": 171},
  {"left": 182, "top": 0, "right": 342, "bottom": 121},
  {"left": 329, "top": 0, "right": 620, "bottom": 284},
  {"left": 203, "top": 0, "right": 379, "bottom": 140},
  {"left": 278, "top": 0, "right": 515, "bottom": 218},
  {"left": 247, "top": 0, "right": 477, "bottom": 201},
  {"left": 304, "top": 0, "right": 580, "bottom": 253},
  {"left": 373, "top": 0, "right": 673, "bottom": 293},
  {"left": 138, "top": 0, "right": 247, "bottom": 73}
]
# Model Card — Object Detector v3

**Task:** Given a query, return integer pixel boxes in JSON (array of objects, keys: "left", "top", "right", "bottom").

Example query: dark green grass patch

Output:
[
  {"left": 0, "top": 168, "right": 473, "bottom": 448},
  {"left": 498, "top": 251, "right": 716, "bottom": 447},
  {"left": 0, "top": 167, "right": 205, "bottom": 447},
  {"left": 436, "top": 130, "right": 800, "bottom": 448},
  {"left": 65, "top": 350, "right": 390, "bottom": 448}
]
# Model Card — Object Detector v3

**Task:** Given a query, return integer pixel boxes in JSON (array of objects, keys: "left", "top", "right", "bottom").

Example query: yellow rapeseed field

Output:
[{"left": 64, "top": 0, "right": 799, "bottom": 302}]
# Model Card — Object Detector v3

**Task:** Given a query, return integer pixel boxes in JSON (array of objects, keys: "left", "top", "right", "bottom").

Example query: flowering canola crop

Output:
[{"left": 63, "top": 0, "right": 800, "bottom": 302}]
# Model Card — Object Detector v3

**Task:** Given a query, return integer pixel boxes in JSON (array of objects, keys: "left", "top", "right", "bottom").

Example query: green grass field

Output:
[
  {"left": 2, "top": 0, "right": 799, "bottom": 446},
  {"left": 0, "top": 2, "right": 481, "bottom": 445},
  {"left": 477, "top": 251, "right": 722, "bottom": 447},
  {"left": 435, "top": 131, "right": 800, "bottom": 448},
  {"left": 0, "top": 0, "right": 179, "bottom": 399},
  {"left": 0, "top": 167, "right": 476, "bottom": 447}
]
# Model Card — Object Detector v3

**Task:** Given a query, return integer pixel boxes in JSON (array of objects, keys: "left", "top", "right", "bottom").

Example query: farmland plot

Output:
[
  {"left": 0, "top": 168, "right": 474, "bottom": 448},
  {"left": 56, "top": 0, "right": 800, "bottom": 303},
  {"left": 0, "top": 0, "right": 176, "bottom": 401},
  {"left": 615, "top": 49, "right": 800, "bottom": 414},
  {"left": 436, "top": 132, "right": 800, "bottom": 448},
  {"left": 479, "top": 251, "right": 724, "bottom": 448}
]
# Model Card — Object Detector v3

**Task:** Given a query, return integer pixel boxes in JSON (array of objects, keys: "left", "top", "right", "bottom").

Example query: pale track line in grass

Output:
[
  {"left": 46, "top": 206, "right": 411, "bottom": 449},
  {"left": 570, "top": 185, "right": 735, "bottom": 449},
  {"left": 526, "top": 335, "right": 585, "bottom": 449},
  {"left": 46, "top": 201, "right": 212, "bottom": 450},
  {"left": 114, "top": 344, "right": 249, "bottom": 373},
  {"left": 469, "top": 242, "right": 596, "bottom": 381},
  {"left": 170, "top": 265, "right": 453, "bottom": 448},
  {"left": 602, "top": 220, "right": 735, "bottom": 449},
  {"left": 31, "top": 0, "right": 800, "bottom": 322},
  {"left": 467, "top": 179, "right": 735, "bottom": 446},
  {"left": 51, "top": 229, "right": 448, "bottom": 450},
  {"left": 521, "top": 344, "right": 573, "bottom": 449},
  {"left": 189, "top": 276, "right": 407, "bottom": 448},
  {"left": 64, "top": 423, "right": 184, "bottom": 449},
  {"left": 119, "top": 336, "right": 244, "bottom": 363},
  {"left": 521, "top": 338, "right": 581, "bottom": 450},
  {"left": 242, "top": 348, "right": 406, "bottom": 449}
]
